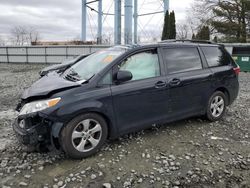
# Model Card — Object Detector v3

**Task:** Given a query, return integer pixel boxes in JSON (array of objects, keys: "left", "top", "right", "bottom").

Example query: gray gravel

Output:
[{"left": 0, "top": 63, "right": 250, "bottom": 188}]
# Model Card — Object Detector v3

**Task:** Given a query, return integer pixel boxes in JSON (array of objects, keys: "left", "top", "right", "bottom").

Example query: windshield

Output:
[{"left": 64, "top": 47, "right": 126, "bottom": 81}]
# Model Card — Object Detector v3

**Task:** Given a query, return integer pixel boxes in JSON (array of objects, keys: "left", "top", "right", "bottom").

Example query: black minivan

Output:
[{"left": 13, "top": 41, "right": 240, "bottom": 159}]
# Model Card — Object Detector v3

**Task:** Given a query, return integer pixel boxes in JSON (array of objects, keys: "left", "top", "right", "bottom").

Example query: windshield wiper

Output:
[
  {"left": 77, "top": 74, "right": 95, "bottom": 84},
  {"left": 64, "top": 68, "right": 81, "bottom": 82}
]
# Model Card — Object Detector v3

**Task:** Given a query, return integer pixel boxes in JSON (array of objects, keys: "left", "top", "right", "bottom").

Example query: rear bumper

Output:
[{"left": 228, "top": 79, "right": 239, "bottom": 105}]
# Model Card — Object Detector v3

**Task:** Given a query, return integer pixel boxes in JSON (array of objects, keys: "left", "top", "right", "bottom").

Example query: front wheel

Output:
[
  {"left": 206, "top": 91, "right": 226, "bottom": 121},
  {"left": 60, "top": 113, "right": 108, "bottom": 159}
]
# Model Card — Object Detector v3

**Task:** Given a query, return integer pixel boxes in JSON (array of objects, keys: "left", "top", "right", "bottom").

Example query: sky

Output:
[{"left": 0, "top": 0, "right": 194, "bottom": 44}]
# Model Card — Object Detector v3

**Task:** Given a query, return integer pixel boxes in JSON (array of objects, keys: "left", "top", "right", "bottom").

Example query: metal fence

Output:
[{"left": 0, "top": 45, "right": 110, "bottom": 64}]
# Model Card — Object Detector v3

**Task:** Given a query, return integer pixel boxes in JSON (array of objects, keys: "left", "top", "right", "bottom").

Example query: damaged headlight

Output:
[{"left": 19, "top": 97, "right": 61, "bottom": 116}]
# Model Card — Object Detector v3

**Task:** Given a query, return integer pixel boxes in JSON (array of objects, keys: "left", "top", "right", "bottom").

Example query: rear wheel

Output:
[
  {"left": 206, "top": 91, "right": 226, "bottom": 121},
  {"left": 60, "top": 113, "right": 108, "bottom": 159}
]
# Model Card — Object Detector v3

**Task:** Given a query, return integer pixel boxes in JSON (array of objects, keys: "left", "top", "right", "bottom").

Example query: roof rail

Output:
[{"left": 159, "top": 39, "right": 215, "bottom": 44}]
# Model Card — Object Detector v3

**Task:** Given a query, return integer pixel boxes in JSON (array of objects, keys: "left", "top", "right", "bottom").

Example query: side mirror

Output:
[{"left": 116, "top": 70, "right": 133, "bottom": 83}]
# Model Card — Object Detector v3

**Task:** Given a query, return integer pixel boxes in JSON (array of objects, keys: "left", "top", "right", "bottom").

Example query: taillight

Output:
[{"left": 233, "top": 66, "right": 240, "bottom": 75}]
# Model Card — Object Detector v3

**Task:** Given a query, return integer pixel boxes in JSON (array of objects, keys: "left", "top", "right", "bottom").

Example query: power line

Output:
[
  {"left": 87, "top": 11, "right": 95, "bottom": 40},
  {"left": 102, "top": 1, "right": 113, "bottom": 24}
]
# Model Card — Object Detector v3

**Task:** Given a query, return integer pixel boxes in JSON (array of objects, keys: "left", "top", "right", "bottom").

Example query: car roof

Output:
[{"left": 115, "top": 40, "right": 222, "bottom": 51}]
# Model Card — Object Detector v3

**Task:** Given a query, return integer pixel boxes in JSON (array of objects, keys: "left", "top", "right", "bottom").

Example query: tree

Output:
[
  {"left": 196, "top": 26, "right": 210, "bottom": 40},
  {"left": 192, "top": 33, "right": 196, "bottom": 40},
  {"left": 169, "top": 11, "right": 176, "bottom": 39},
  {"left": 10, "top": 26, "right": 40, "bottom": 46},
  {"left": 191, "top": 0, "right": 250, "bottom": 43},
  {"left": 213, "top": 36, "right": 218, "bottom": 42},
  {"left": 0, "top": 36, "right": 5, "bottom": 46},
  {"left": 177, "top": 24, "right": 189, "bottom": 40},
  {"left": 28, "top": 27, "right": 40, "bottom": 45},
  {"left": 162, "top": 11, "right": 170, "bottom": 40},
  {"left": 161, "top": 11, "right": 176, "bottom": 40}
]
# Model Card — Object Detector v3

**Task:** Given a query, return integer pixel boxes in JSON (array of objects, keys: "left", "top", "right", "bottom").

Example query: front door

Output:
[{"left": 111, "top": 49, "right": 169, "bottom": 134}]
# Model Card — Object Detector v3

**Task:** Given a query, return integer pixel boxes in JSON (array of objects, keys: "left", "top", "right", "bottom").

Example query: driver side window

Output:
[{"left": 119, "top": 50, "right": 160, "bottom": 81}]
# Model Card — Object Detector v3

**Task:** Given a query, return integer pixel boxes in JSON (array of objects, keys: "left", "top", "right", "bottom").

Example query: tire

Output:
[
  {"left": 60, "top": 113, "right": 108, "bottom": 159},
  {"left": 206, "top": 91, "right": 227, "bottom": 122}
]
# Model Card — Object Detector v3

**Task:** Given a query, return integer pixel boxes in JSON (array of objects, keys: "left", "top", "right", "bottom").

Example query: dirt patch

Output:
[{"left": 0, "top": 63, "right": 249, "bottom": 188}]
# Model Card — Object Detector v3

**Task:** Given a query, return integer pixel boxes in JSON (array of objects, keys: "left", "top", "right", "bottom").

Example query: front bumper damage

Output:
[{"left": 12, "top": 113, "right": 52, "bottom": 146}]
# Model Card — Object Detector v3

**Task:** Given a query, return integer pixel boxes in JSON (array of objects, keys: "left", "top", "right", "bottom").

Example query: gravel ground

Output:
[{"left": 0, "top": 63, "right": 250, "bottom": 188}]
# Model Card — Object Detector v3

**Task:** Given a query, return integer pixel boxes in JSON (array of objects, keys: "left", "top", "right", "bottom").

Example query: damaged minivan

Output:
[{"left": 13, "top": 41, "right": 239, "bottom": 159}]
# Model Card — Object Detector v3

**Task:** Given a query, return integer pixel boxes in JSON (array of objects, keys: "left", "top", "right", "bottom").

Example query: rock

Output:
[
  {"left": 169, "top": 155, "right": 176, "bottom": 161},
  {"left": 103, "top": 183, "right": 112, "bottom": 188},
  {"left": 187, "top": 170, "right": 193, "bottom": 176},
  {"left": 38, "top": 166, "right": 44, "bottom": 171},
  {"left": 80, "top": 170, "right": 86, "bottom": 175},
  {"left": 137, "top": 178, "right": 143, "bottom": 183},
  {"left": 91, "top": 174, "right": 97, "bottom": 180},
  {"left": 19, "top": 182, "right": 28, "bottom": 186},
  {"left": 173, "top": 180, "right": 180, "bottom": 185},
  {"left": 57, "top": 181, "right": 64, "bottom": 187},
  {"left": 86, "top": 166, "right": 91, "bottom": 171},
  {"left": 123, "top": 181, "right": 131, "bottom": 187},
  {"left": 203, "top": 160, "right": 209, "bottom": 165},
  {"left": 37, "top": 160, "right": 45, "bottom": 165},
  {"left": 24, "top": 174, "right": 31, "bottom": 179},
  {"left": 175, "top": 162, "right": 180, "bottom": 166},
  {"left": 2, "top": 186, "right": 11, "bottom": 188},
  {"left": 1, "top": 160, "right": 8, "bottom": 168},
  {"left": 165, "top": 180, "right": 170, "bottom": 185}
]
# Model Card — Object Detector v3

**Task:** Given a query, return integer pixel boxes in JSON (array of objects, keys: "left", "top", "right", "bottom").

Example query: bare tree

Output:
[
  {"left": 102, "top": 32, "right": 113, "bottom": 45},
  {"left": 11, "top": 26, "right": 22, "bottom": 45},
  {"left": 0, "top": 36, "right": 5, "bottom": 46},
  {"left": 177, "top": 24, "right": 189, "bottom": 40},
  {"left": 10, "top": 26, "right": 40, "bottom": 46},
  {"left": 27, "top": 27, "right": 40, "bottom": 45}
]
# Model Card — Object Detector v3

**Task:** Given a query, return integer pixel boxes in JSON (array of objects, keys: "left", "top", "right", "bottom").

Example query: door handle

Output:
[
  {"left": 169, "top": 78, "right": 181, "bottom": 87},
  {"left": 155, "top": 81, "right": 167, "bottom": 88}
]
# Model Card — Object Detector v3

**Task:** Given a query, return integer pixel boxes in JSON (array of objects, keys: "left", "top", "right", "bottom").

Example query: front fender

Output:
[{"left": 49, "top": 100, "right": 118, "bottom": 139}]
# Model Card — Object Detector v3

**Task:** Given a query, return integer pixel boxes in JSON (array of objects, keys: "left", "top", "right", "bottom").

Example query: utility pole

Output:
[
  {"left": 114, "top": 0, "right": 121, "bottom": 45},
  {"left": 81, "top": 0, "right": 87, "bottom": 41},
  {"left": 124, "top": 0, "right": 133, "bottom": 44},
  {"left": 134, "top": 0, "right": 138, "bottom": 44},
  {"left": 164, "top": 0, "right": 169, "bottom": 14},
  {"left": 82, "top": 0, "right": 169, "bottom": 44},
  {"left": 97, "top": 0, "right": 102, "bottom": 44}
]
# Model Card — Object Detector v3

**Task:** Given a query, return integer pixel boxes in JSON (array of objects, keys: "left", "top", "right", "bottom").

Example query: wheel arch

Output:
[
  {"left": 214, "top": 87, "right": 230, "bottom": 105},
  {"left": 52, "top": 108, "right": 117, "bottom": 140}
]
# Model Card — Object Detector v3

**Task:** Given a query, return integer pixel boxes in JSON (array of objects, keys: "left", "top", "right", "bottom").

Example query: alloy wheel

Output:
[
  {"left": 71, "top": 119, "right": 102, "bottom": 152},
  {"left": 210, "top": 96, "right": 225, "bottom": 118}
]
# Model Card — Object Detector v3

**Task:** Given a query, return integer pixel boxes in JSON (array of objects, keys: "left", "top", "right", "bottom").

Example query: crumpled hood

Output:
[{"left": 22, "top": 72, "right": 81, "bottom": 100}]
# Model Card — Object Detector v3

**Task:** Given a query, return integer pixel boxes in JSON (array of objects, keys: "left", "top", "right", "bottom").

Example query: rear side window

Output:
[
  {"left": 201, "top": 47, "right": 231, "bottom": 67},
  {"left": 163, "top": 47, "right": 202, "bottom": 74}
]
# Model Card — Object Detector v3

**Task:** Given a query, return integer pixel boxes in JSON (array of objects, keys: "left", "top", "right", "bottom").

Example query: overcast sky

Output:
[{"left": 0, "top": 0, "right": 194, "bottom": 44}]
